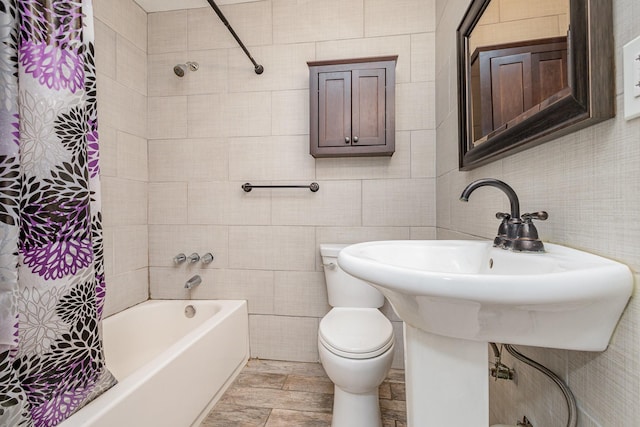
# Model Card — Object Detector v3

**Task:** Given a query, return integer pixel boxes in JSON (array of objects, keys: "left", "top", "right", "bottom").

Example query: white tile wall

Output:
[
  {"left": 143, "top": 0, "right": 438, "bottom": 367},
  {"left": 249, "top": 315, "right": 320, "bottom": 362},
  {"left": 100, "top": 0, "right": 438, "bottom": 369},
  {"left": 315, "top": 36, "right": 412, "bottom": 83},
  {"left": 148, "top": 138, "right": 229, "bottom": 182},
  {"left": 95, "top": 0, "right": 149, "bottom": 318},
  {"left": 272, "top": 0, "right": 364, "bottom": 44}
]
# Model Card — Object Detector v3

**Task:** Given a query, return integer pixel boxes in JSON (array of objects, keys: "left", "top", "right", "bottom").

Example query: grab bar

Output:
[{"left": 242, "top": 182, "right": 320, "bottom": 192}]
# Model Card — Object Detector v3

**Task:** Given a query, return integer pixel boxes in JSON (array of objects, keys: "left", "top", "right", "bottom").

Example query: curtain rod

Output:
[{"left": 205, "top": 0, "right": 264, "bottom": 74}]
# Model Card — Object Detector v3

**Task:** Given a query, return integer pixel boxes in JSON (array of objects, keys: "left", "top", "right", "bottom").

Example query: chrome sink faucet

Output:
[{"left": 460, "top": 178, "right": 548, "bottom": 252}]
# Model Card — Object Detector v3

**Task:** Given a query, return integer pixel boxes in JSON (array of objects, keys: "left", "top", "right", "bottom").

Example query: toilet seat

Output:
[{"left": 319, "top": 308, "right": 394, "bottom": 359}]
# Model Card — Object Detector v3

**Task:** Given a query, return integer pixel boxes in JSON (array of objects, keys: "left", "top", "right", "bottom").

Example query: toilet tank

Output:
[{"left": 320, "top": 244, "right": 385, "bottom": 308}]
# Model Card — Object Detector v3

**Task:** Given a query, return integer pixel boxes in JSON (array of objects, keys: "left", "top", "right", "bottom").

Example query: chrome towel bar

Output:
[{"left": 242, "top": 182, "right": 320, "bottom": 192}]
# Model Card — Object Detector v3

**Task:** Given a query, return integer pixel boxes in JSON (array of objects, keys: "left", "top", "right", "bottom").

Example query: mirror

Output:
[{"left": 457, "top": 0, "right": 614, "bottom": 170}]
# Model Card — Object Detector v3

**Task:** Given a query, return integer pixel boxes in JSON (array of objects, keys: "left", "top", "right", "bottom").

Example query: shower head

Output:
[
  {"left": 173, "top": 64, "right": 185, "bottom": 77},
  {"left": 173, "top": 61, "right": 199, "bottom": 77}
]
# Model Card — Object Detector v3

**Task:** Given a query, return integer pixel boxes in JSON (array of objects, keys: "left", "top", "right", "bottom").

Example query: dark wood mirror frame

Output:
[{"left": 457, "top": 0, "right": 614, "bottom": 170}]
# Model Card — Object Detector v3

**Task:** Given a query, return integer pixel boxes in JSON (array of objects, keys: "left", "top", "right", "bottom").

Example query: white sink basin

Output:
[{"left": 338, "top": 240, "right": 634, "bottom": 351}]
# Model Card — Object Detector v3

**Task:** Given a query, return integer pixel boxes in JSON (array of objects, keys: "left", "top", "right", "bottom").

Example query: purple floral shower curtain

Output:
[{"left": 0, "top": 1, "right": 116, "bottom": 426}]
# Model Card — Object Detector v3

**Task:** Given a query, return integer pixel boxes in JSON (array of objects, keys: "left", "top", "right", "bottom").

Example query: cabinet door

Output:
[
  {"left": 490, "top": 52, "right": 533, "bottom": 130},
  {"left": 352, "top": 68, "right": 386, "bottom": 146},
  {"left": 531, "top": 50, "right": 567, "bottom": 104},
  {"left": 318, "top": 71, "right": 352, "bottom": 147}
]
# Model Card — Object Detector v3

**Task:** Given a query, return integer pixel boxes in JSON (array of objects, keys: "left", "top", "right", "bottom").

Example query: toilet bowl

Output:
[{"left": 319, "top": 244, "right": 395, "bottom": 427}]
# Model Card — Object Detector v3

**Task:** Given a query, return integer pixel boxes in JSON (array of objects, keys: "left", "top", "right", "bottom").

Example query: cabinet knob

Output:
[
  {"left": 353, "top": 136, "right": 359, "bottom": 143},
  {"left": 345, "top": 136, "right": 350, "bottom": 144}
]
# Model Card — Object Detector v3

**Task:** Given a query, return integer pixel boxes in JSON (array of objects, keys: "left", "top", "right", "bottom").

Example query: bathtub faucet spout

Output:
[{"left": 185, "top": 275, "right": 202, "bottom": 289}]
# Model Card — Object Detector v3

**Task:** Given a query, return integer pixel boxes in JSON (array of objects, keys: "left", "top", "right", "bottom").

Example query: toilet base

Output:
[{"left": 331, "top": 386, "right": 382, "bottom": 427}]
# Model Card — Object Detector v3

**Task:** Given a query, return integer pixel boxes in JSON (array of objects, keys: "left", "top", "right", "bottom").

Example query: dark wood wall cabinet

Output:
[{"left": 308, "top": 56, "right": 397, "bottom": 158}]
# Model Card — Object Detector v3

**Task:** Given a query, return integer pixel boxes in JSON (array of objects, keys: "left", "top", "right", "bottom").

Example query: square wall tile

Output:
[
  {"left": 315, "top": 226, "right": 411, "bottom": 248},
  {"left": 274, "top": 271, "right": 329, "bottom": 317},
  {"left": 396, "top": 82, "right": 436, "bottom": 131},
  {"left": 272, "top": 90, "right": 309, "bottom": 136},
  {"left": 93, "top": 0, "right": 147, "bottom": 52},
  {"left": 148, "top": 49, "right": 228, "bottom": 97},
  {"left": 410, "top": 227, "right": 437, "bottom": 240},
  {"left": 228, "top": 43, "right": 314, "bottom": 93},
  {"left": 316, "top": 132, "right": 411, "bottom": 180},
  {"left": 362, "top": 178, "right": 436, "bottom": 226},
  {"left": 101, "top": 177, "right": 148, "bottom": 226},
  {"left": 116, "top": 35, "right": 147, "bottom": 96},
  {"left": 249, "top": 314, "right": 320, "bottom": 362},
  {"left": 148, "top": 224, "right": 228, "bottom": 268},
  {"left": 228, "top": 136, "right": 315, "bottom": 182},
  {"left": 188, "top": 181, "right": 272, "bottom": 225},
  {"left": 273, "top": 0, "right": 364, "bottom": 44},
  {"left": 97, "top": 76, "right": 147, "bottom": 138},
  {"left": 148, "top": 182, "right": 188, "bottom": 224},
  {"left": 315, "top": 35, "right": 411, "bottom": 84},
  {"left": 113, "top": 225, "right": 148, "bottom": 274},
  {"left": 103, "top": 268, "right": 149, "bottom": 318},
  {"left": 411, "top": 32, "right": 436, "bottom": 82},
  {"left": 94, "top": 18, "right": 117, "bottom": 80},
  {"left": 188, "top": 92, "right": 272, "bottom": 138},
  {"left": 150, "top": 268, "right": 275, "bottom": 314},
  {"left": 148, "top": 10, "right": 187, "bottom": 54},
  {"left": 271, "top": 180, "right": 362, "bottom": 227},
  {"left": 364, "top": 0, "right": 436, "bottom": 37},
  {"left": 187, "top": 2, "right": 273, "bottom": 51},
  {"left": 410, "top": 130, "right": 436, "bottom": 178},
  {"left": 102, "top": 226, "right": 114, "bottom": 279},
  {"left": 148, "top": 96, "right": 188, "bottom": 139},
  {"left": 190, "top": 269, "right": 275, "bottom": 314},
  {"left": 98, "top": 125, "right": 117, "bottom": 178},
  {"left": 229, "top": 226, "right": 316, "bottom": 271},
  {"left": 117, "top": 131, "right": 148, "bottom": 181},
  {"left": 149, "top": 138, "right": 229, "bottom": 182},
  {"left": 187, "top": 7, "right": 237, "bottom": 51}
]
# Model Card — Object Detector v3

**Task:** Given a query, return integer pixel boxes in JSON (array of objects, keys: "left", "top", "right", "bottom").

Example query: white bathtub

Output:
[{"left": 59, "top": 300, "right": 249, "bottom": 427}]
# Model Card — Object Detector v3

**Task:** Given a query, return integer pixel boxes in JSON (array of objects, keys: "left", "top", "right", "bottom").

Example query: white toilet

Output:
[{"left": 318, "top": 244, "right": 395, "bottom": 427}]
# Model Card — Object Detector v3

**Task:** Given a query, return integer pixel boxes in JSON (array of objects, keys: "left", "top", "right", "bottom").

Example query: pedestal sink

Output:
[{"left": 338, "top": 240, "right": 634, "bottom": 427}]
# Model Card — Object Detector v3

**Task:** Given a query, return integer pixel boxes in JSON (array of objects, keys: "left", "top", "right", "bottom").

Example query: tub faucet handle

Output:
[
  {"left": 201, "top": 253, "right": 214, "bottom": 264},
  {"left": 174, "top": 253, "right": 187, "bottom": 264},
  {"left": 187, "top": 253, "right": 200, "bottom": 263}
]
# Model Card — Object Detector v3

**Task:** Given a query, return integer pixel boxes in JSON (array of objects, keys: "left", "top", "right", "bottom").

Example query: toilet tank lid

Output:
[{"left": 320, "top": 243, "right": 352, "bottom": 257}]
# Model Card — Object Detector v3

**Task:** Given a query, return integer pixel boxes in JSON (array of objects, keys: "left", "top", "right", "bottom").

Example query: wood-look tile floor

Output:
[{"left": 200, "top": 359, "right": 407, "bottom": 427}]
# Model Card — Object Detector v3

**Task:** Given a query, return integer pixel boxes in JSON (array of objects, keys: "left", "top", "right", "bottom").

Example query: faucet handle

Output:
[
  {"left": 522, "top": 211, "right": 548, "bottom": 221},
  {"left": 187, "top": 253, "right": 200, "bottom": 263},
  {"left": 173, "top": 253, "right": 187, "bottom": 264},
  {"left": 495, "top": 212, "right": 511, "bottom": 220}
]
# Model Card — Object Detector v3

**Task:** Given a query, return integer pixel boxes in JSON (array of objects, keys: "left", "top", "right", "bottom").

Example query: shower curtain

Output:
[{"left": 0, "top": 1, "right": 116, "bottom": 426}]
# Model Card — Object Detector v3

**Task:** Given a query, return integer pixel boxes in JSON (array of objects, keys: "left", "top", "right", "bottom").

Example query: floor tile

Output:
[
  {"left": 380, "top": 398, "right": 407, "bottom": 422},
  {"left": 200, "top": 359, "right": 406, "bottom": 426},
  {"left": 283, "top": 374, "right": 334, "bottom": 394},
  {"left": 220, "top": 385, "right": 333, "bottom": 413},
  {"left": 200, "top": 402, "right": 270, "bottom": 427},
  {"left": 264, "top": 409, "right": 332, "bottom": 427},
  {"left": 235, "top": 372, "right": 288, "bottom": 389}
]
